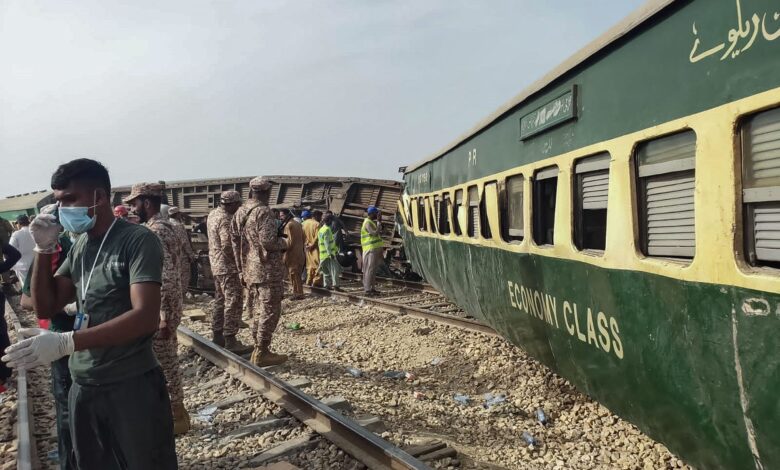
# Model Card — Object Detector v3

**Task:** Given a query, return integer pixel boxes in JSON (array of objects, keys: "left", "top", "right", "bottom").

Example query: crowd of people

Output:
[{"left": 0, "top": 158, "right": 386, "bottom": 470}]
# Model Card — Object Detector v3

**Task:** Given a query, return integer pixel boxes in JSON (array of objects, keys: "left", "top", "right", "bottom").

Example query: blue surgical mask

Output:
[
  {"left": 58, "top": 194, "right": 98, "bottom": 234},
  {"left": 59, "top": 206, "right": 96, "bottom": 234}
]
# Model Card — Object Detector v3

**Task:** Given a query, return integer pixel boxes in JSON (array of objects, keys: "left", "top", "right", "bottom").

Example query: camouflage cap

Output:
[
  {"left": 123, "top": 182, "right": 163, "bottom": 203},
  {"left": 249, "top": 177, "right": 271, "bottom": 191},
  {"left": 220, "top": 190, "right": 241, "bottom": 204},
  {"left": 168, "top": 206, "right": 180, "bottom": 215}
]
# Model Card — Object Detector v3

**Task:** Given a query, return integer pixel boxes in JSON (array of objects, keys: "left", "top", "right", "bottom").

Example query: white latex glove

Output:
[
  {"left": 63, "top": 302, "right": 78, "bottom": 316},
  {"left": 30, "top": 206, "right": 60, "bottom": 254},
  {"left": 1, "top": 328, "right": 75, "bottom": 368}
]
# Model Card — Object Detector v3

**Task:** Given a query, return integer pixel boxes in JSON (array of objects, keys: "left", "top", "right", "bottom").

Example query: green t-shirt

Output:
[{"left": 55, "top": 219, "right": 163, "bottom": 385}]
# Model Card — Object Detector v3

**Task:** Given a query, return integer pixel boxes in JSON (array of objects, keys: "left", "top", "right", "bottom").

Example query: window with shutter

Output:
[
  {"left": 742, "top": 107, "right": 780, "bottom": 267},
  {"left": 575, "top": 153, "right": 610, "bottom": 251},
  {"left": 481, "top": 182, "right": 495, "bottom": 239},
  {"left": 427, "top": 196, "right": 437, "bottom": 233},
  {"left": 453, "top": 190, "right": 463, "bottom": 236},
  {"left": 503, "top": 175, "right": 524, "bottom": 242},
  {"left": 417, "top": 197, "right": 427, "bottom": 232},
  {"left": 439, "top": 195, "right": 451, "bottom": 235},
  {"left": 636, "top": 131, "right": 696, "bottom": 259},
  {"left": 433, "top": 196, "right": 441, "bottom": 233},
  {"left": 533, "top": 166, "right": 558, "bottom": 246},
  {"left": 404, "top": 199, "right": 413, "bottom": 227},
  {"left": 467, "top": 185, "right": 479, "bottom": 238}
]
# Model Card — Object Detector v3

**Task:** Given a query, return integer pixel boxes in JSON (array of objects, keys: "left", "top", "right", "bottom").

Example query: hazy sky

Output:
[{"left": 0, "top": 0, "right": 645, "bottom": 196}]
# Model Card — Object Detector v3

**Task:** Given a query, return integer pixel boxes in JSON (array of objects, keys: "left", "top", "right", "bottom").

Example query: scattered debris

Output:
[
  {"left": 536, "top": 407, "right": 548, "bottom": 425},
  {"left": 194, "top": 405, "right": 218, "bottom": 423},
  {"left": 482, "top": 393, "right": 506, "bottom": 409},
  {"left": 453, "top": 393, "right": 470, "bottom": 405},
  {"left": 383, "top": 371, "right": 406, "bottom": 379},
  {"left": 522, "top": 431, "right": 539, "bottom": 447},
  {"left": 284, "top": 322, "right": 302, "bottom": 330}
]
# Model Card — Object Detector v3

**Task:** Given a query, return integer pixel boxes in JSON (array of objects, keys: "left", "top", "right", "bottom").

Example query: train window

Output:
[
  {"left": 742, "top": 107, "right": 780, "bottom": 268},
  {"left": 574, "top": 153, "right": 610, "bottom": 251},
  {"left": 427, "top": 196, "right": 437, "bottom": 233},
  {"left": 467, "top": 185, "right": 480, "bottom": 238},
  {"left": 481, "top": 182, "right": 495, "bottom": 239},
  {"left": 533, "top": 166, "right": 558, "bottom": 246},
  {"left": 636, "top": 130, "right": 696, "bottom": 259},
  {"left": 433, "top": 195, "right": 441, "bottom": 232},
  {"left": 453, "top": 189, "right": 463, "bottom": 236},
  {"left": 439, "top": 195, "right": 451, "bottom": 235},
  {"left": 417, "top": 197, "right": 427, "bottom": 232},
  {"left": 502, "top": 175, "right": 524, "bottom": 242}
]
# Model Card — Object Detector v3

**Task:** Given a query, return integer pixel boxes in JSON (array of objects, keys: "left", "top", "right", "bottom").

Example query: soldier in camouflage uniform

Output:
[
  {"left": 207, "top": 191, "right": 252, "bottom": 354},
  {"left": 231, "top": 193, "right": 256, "bottom": 321},
  {"left": 124, "top": 183, "right": 190, "bottom": 435},
  {"left": 235, "top": 178, "right": 288, "bottom": 366},
  {"left": 168, "top": 206, "right": 195, "bottom": 296}
]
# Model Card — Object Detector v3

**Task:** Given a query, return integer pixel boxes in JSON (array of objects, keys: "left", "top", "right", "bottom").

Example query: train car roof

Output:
[
  {"left": 404, "top": 0, "right": 678, "bottom": 174},
  {"left": 112, "top": 175, "right": 402, "bottom": 192}
]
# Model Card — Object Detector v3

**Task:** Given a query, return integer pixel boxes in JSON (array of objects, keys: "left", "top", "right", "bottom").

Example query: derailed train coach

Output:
[
  {"left": 113, "top": 175, "right": 407, "bottom": 288},
  {"left": 399, "top": 1, "right": 780, "bottom": 469}
]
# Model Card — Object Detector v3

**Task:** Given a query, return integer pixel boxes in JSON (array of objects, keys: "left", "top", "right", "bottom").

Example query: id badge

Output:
[{"left": 74, "top": 312, "right": 90, "bottom": 331}]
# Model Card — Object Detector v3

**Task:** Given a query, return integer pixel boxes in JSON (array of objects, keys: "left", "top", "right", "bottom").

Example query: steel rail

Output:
[
  {"left": 6, "top": 306, "right": 34, "bottom": 470},
  {"left": 299, "top": 285, "right": 499, "bottom": 337},
  {"left": 339, "top": 272, "right": 439, "bottom": 294},
  {"left": 176, "top": 326, "right": 431, "bottom": 470}
]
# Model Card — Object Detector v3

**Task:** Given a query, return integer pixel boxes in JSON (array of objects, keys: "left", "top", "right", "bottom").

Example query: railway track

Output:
[
  {"left": 298, "top": 275, "right": 498, "bottom": 337},
  {"left": 4, "top": 302, "right": 36, "bottom": 470},
  {"left": 177, "top": 325, "right": 432, "bottom": 469},
  {"left": 192, "top": 273, "right": 496, "bottom": 336}
]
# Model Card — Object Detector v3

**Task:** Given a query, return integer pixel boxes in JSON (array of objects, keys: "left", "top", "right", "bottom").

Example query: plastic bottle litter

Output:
[
  {"left": 522, "top": 431, "right": 538, "bottom": 446},
  {"left": 285, "top": 322, "right": 302, "bottom": 330},
  {"left": 430, "top": 357, "right": 444, "bottom": 366},
  {"left": 536, "top": 408, "right": 548, "bottom": 425},
  {"left": 482, "top": 393, "right": 507, "bottom": 408},
  {"left": 453, "top": 393, "right": 471, "bottom": 405},
  {"left": 346, "top": 367, "right": 363, "bottom": 377},
  {"left": 383, "top": 371, "right": 405, "bottom": 379}
]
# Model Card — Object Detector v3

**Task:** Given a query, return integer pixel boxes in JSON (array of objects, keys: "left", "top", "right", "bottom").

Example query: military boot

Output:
[
  {"left": 172, "top": 400, "right": 191, "bottom": 435},
  {"left": 212, "top": 331, "right": 225, "bottom": 347},
  {"left": 254, "top": 350, "right": 288, "bottom": 367},
  {"left": 225, "top": 335, "right": 253, "bottom": 355}
]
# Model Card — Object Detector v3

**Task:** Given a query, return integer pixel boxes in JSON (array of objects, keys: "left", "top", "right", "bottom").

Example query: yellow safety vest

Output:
[
  {"left": 361, "top": 218, "right": 383, "bottom": 253},
  {"left": 318, "top": 225, "right": 337, "bottom": 260}
]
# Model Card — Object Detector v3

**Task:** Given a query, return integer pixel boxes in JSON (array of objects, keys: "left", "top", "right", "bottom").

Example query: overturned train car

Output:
[
  {"left": 113, "top": 176, "right": 407, "bottom": 289},
  {"left": 400, "top": 1, "right": 780, "bottom": 469}
]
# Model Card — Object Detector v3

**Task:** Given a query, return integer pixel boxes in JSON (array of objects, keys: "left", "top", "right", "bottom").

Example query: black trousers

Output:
[
  {"left": 0, "top": 292, "right": 11, "bottom": 381},
  {"left": 69, "top": 367, "right": 178, "bottom": 470}
]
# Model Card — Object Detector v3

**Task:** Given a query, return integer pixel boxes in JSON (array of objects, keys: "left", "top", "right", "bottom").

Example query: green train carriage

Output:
[{"left": 399, "top": 1, "right": 780, "bottom": 469}]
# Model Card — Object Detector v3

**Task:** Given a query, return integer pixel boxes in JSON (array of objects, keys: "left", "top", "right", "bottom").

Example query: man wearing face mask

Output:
[
  {"left": 1, "top": 159, "right": 177, "bottom": 469},
  {"left": 124, "top": 183, "right": 189, "bottom": 435}
]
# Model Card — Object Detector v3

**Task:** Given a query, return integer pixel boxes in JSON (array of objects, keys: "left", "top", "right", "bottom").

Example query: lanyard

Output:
[{"left": 80, "top": 218, "right": 117, "bottom": 311}]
